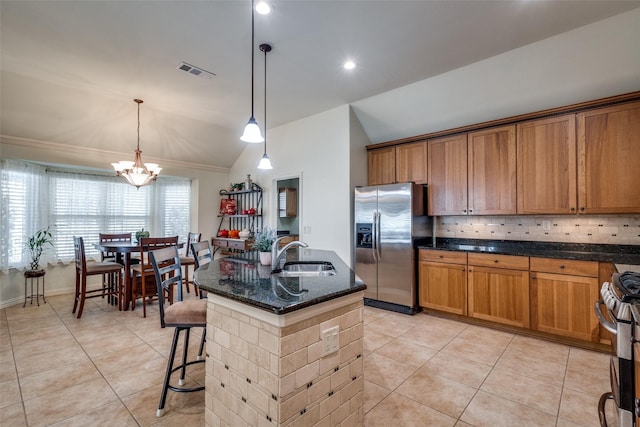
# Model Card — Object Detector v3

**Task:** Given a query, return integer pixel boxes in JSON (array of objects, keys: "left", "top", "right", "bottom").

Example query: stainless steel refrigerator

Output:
[{"left": 354, "top": 183, "right": 431, "bottom": 314}]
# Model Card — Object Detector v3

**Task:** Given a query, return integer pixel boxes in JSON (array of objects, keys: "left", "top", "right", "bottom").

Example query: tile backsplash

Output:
[{"left": 436, "top": 215, "right": 640, "bottom": 245}]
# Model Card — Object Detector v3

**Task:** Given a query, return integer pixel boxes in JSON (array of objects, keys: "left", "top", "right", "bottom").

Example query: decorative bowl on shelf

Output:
[{"left": 239, "top": 230, "right": 250, "bottom": 239}]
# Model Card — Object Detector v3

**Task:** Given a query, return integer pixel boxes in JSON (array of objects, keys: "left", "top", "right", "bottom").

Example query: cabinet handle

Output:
[
  {"left": 559, "top": 265, "right": 565, "bottom": 269},
  {"left": 439, "top": 255, "right": 443, "bottom": 258},
  {"left": 494, "top": 260, "right": 498, "bottom": 263},
  {"left": 531, "top": 275, "right": 536, "bottom": 279},
  {"left": 469, "top": 209, "right": 473, "bottom": 213},
  {"left": 462, "top": 268, "right": 466, "bottom": 272},
  {"left": 462, "top": 209, "right": 467, "bottom": 213},
  {"left": 570, "top": 207, "right": 575, "bottom": 212},
  {"left": 580, "top": 207, "right": 585, "bottom": 211}
]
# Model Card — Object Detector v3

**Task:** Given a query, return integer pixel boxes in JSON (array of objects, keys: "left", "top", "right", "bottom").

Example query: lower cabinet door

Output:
[
  {"left": 419, "top": 261, "right": 467, "bottom": 315},
  {"left": 467, "top": 266, "right": 530, "bottom": 328},
  {"left": 530, "top": 272, "right": 599, "bottom": 342}
]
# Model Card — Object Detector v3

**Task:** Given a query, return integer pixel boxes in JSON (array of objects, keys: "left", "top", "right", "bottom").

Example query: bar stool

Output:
[
  {"left": 149, "top": 245, "right": 206, "bottom": 417},
  {"left": 23, "top": 269, "right": 46, "bottom": 307}
]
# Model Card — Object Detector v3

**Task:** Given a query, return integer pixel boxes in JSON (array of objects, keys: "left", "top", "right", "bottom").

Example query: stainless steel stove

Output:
[{"left": 595, "top": 271, "right": 640, "bottom": 427}]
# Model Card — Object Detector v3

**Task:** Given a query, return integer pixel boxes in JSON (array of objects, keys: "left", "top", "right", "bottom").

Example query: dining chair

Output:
[
  {"left": 191, "top": 240, "right": 212, "bottom": 299},
  {"left": 179, "top": 232, "right": 201, "bottom": 295},
  {"left": 130, "top": 236, "right": 178, "bottom": 318},
  {"left": 73, "top": 236, "right": 124, "bottom": 318},
  {"left": 149, "top": 245, "right": 206, "bottom": 418},
  {"left": 98, "top": 232, "right": 131, "bottom": 305}
]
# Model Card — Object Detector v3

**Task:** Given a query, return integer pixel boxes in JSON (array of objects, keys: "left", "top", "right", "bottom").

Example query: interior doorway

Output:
[{"left": 274, "top": 175, "right": 300, "bottom": 238}]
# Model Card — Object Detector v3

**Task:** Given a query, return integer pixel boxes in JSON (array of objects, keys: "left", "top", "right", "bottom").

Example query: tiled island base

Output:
[{"left": 205, "top": 292, "right": 364, "bottom": 427}]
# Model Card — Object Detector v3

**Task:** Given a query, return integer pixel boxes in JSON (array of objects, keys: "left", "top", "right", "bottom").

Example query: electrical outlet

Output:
[
  {"left": 320, "top": 326, "right": 339, "bottom": 356},
  {"left": 542, "top": 220, "right": 551, "bottom": 231}
]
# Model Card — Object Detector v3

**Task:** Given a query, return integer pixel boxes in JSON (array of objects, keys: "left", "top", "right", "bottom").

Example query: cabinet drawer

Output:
[
  {"left": 419, "top": 249, "right": 467, "bottom": 264},
  {"left": 228, "top": 239, "right": 249, "bottom": 250},
  {"left": 530, "top": 257, "right": 599, "bottom": 277},
  {"left": 211, "top": 238, "right": 228, "bottom": 248},
  {"left": 468, "top": 253, "right": 529, "bottom": 270}
]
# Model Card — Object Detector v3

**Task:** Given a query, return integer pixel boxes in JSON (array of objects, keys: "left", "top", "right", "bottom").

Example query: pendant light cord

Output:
[
  {"left": 263, "top": 45, "right": 267, "bottom": 155},
  {"left": 137, "top": 101, "right": 141, "bottom": 150},
  {"left": 250, "top": 0, "right": 255, "bottom": 118}
]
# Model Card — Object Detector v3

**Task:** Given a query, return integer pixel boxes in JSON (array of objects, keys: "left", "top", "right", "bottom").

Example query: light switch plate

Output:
[{"left": 321, "top": 325, "right": 339, "bottom": 356}]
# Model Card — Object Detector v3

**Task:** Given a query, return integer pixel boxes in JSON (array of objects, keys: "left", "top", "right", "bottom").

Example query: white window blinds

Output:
[{"left": 1, "top": 160, "right": 191, "bottom": 271}]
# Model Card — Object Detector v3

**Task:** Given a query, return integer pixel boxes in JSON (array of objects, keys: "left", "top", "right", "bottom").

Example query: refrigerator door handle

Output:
[
  {"left": 376, "top": 210, "right": 382, "bottom": 260},
  {"left": 371, "top": 211, "right": 378, "bottom": 261}
]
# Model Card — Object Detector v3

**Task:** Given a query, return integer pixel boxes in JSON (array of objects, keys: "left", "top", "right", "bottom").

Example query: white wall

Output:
[
  {"left": 229, "top": 105, "right": 354, "bottom": 264},
  {"left": 0, "top": 136, "right": 230, "bottom": 307}
]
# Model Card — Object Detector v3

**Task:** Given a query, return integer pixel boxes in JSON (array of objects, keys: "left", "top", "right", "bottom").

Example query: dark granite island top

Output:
[
  {"left": 194, "top": 248, "right": 366, "bottom": 315},
  {"left": 417, "top": 237, "right": 640, "bottom": 265}
]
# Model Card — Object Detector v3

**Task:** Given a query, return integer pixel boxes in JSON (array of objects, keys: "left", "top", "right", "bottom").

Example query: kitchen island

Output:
[{"left": 195, "top": 248, "right": 366, "bottom": 427}]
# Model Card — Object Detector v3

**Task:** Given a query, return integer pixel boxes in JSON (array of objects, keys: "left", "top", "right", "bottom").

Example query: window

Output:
[{"left": 1, "top": 160, "right": 191, "bottom": 271}]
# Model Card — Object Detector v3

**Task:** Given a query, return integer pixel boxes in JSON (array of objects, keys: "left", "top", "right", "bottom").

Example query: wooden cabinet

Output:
[
  {"left": 517, "top": 114, "right": 577, "bottom": 214},
  {"left": 278, "top": 188, "right": 297, "bottom": 217},
  {"left": 530, "top": 257, "right": 600, "bottom": 342},
  {"left": 368, "top": 141, "right": 427, "bottom": 186},
  {"left": 577, "top": 101, "right": 640, "bottom": 214},
  {"left": 467, "top": 125, "right": 517, "bottom": 215},
  {"left": 395, "top": 141, "right": 427, "bottom": 184},
  {"left": 419, "top": 250, "right": 467, "bottom": 315},
  {"left": 427, "top": 134, "right": 468, "bottom": 215},
  {"left": 368, "top": 147, "right": 396, "bottom": 186},
  {"left": 428, "top": 126, "right": 515, "bottom": 215},
  {"left": 467, "top": 253, "right": 530, "bottom": 328}
]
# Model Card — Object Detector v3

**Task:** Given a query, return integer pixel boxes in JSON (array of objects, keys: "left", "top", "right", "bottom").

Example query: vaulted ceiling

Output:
[{"left": 2, "top": 0, "right": 638, "bottom": 169}]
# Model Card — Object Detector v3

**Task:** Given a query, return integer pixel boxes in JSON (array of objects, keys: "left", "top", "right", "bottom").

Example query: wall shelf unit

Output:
[{"left": 212, "top": 183, "right": 263, "bottom": 254}]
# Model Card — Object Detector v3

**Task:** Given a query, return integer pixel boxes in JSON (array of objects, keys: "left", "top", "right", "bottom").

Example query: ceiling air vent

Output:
[{"left": 176, "top": 62, "right": 216, "bottom": 80}]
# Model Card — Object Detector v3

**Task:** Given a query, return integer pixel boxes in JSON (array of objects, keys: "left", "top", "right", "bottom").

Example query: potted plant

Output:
[
  {"left": 251, "top": 227, "right": 276, "bottom": 266},
  {"left": 135, "top": 228, "right": 150, "bottom": 243},
  {"left": 24, "top": 226, "right": 54, "bottom": 271}
]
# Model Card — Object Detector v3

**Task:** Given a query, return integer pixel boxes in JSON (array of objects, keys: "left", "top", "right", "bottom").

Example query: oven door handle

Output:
[{"left": 594, "top": 300, "right": 616, "bottom": 336}]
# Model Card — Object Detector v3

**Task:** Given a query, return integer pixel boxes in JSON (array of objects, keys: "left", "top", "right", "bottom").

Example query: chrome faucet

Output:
[{"left": 272, "top": 236, "right": 308, "bottom": 270}]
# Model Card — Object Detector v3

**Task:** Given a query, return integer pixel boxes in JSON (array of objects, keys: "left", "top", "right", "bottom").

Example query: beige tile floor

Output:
[{"left": 1, "top": 291, "right": 618, "bottom": 426}]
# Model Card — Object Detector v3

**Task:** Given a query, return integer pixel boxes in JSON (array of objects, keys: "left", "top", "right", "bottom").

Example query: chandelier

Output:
[{"left": 111, "top": 99, "right": 161, "bottom": 189}]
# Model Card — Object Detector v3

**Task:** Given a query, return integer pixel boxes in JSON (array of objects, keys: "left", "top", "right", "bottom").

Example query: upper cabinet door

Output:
[
  {"left": 517, "top": 114, "right": 577, "bottom": 214},
  {"left": 428, "top": 134, "right": 468, "bottom": 216},
  {"left": 577, "top": 101, "right": 640, "bottom": 214},
  {"left": 368, "top": 146, "right": 396, "bottom": 186},
  {"left": 395, "top": 140, "right": 427, "bottom": 184},
  {"left": 467, "top": 125, "right": 517, "bottom": 215}
]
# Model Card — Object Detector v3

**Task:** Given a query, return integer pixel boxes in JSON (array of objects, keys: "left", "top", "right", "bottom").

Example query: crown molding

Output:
[{"left": 0, "top": 135, "right": 230, "bottom": 174}]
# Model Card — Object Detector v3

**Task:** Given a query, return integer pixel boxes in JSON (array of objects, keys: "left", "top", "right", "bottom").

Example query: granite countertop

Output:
[
  {"left": 194, "top": 248, "right": 365, "bottom": 315},
  {"left": 417, "top": 238, "right": 640, "bottom": 265}
]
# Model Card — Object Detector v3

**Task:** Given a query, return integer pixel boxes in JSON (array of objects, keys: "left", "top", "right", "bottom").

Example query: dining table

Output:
[{"left": 93, "top": 240, "right": 183, "bottom": 311}]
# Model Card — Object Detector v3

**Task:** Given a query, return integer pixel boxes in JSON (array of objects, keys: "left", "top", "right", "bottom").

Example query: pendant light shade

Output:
[
  {"left": 112, "top": 99, "right": 161, "bottom": 189},
  {"left": 241, "top": 0, "right": 264, "bottom": 143},
  {"left": 257, "top": 153, "right": 272, "bottom": 169},
  {"left": 240, "top": 117, "right": 263, "bottom": 143},
  {"left": 257, "top": 43, "right": 273, "bottom": 170}
]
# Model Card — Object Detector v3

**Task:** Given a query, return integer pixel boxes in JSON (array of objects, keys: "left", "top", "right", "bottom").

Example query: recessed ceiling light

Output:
[
  {"left": 343, "top": 60, "right": 356, "bottom": 70},
  {"left": 256, "top": 1, "right": 271, "bottom": 14}
]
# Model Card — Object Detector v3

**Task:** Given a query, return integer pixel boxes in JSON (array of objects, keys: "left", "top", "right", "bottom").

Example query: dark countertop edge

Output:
[
  {"left": 204, "top": 284, "right": 367, "bottom": 315},
  {"left": 417, "top": 238, "right": 640, "bottom": 264}
]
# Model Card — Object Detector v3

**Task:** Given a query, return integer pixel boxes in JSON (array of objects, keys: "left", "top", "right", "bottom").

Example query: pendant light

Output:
[
  {"left": 240, "top": 0, "right": 264, "bottom": 143},
  {"left": 257, "top": 43, "right": 273, "bottom": 170},
  {"left": 111, "top": 99, "right": 161, "bottom": 189}
]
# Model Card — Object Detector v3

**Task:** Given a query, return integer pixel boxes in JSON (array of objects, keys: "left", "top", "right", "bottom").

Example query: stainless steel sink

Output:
[{"left": 272, "top": 261, "right": 336, "bottom": 277}]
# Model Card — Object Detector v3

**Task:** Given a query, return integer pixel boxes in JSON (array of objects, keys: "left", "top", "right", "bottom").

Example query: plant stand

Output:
[{"left": 23, "top": 269, "right": 46, "bottom": 307}]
